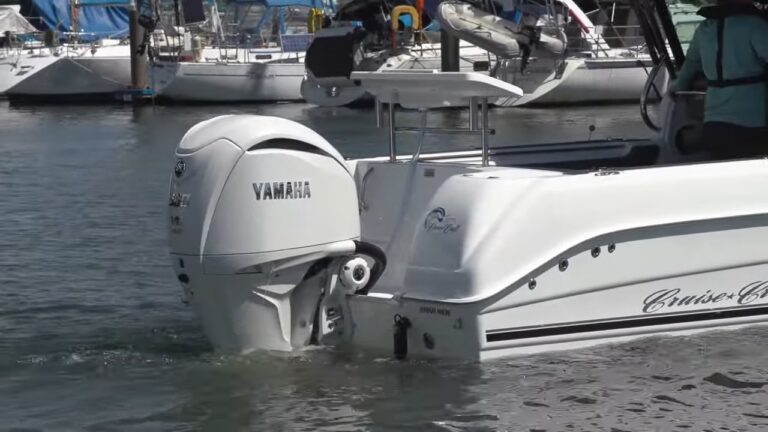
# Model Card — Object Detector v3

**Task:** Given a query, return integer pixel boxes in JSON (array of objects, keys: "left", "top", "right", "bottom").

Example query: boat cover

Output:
[
  {"left": 19, "top": 0, "right": 129, "bottom": 40},
  {"left": 436, "top": 0, "right": 566, "bottom": 58},
  {"left": 437, "top": 1, "right": 527, "bottom": 58},
  {"left": 335, "top": 0, "right": 441, "bottom": 28},
  {"left": 0, "top": 6, "right": 36, "bottom": 33},
  {"left": 232, "top": 0, "right": 328, "bottom": 8}
]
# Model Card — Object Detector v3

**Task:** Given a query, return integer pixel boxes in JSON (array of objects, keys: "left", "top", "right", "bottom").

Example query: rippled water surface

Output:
[{"left": 1, "top": 101, "right": 767, "bottom": 431}]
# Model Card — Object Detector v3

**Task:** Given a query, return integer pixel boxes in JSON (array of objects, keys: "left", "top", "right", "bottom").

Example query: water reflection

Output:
[{"left": 162, "top": 351, "right": 488, "bottom": 432}]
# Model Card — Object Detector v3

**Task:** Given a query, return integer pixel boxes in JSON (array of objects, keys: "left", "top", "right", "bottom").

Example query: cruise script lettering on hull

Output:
[
  {"left": 484, "top": 282, "right": 768, "bottom": 344},
  {"left": 643, "top": 282, "right": 768, "bottom": 313}
]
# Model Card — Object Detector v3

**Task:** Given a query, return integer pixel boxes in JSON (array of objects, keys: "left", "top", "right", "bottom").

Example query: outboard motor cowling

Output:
[{"left": 168, "top": 115, "right": 361, "bottom": 353}]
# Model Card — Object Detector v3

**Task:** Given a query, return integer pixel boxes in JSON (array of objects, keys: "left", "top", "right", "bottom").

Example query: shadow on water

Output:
[
  {"left": 4, "top": 316, "right": 768, "bottom": 431},
  {"left": 73, "top": 327, "right": 768, "bottom": 431},
  {"left": 80, "top": 349, "right": 492, "bottom": 432}
]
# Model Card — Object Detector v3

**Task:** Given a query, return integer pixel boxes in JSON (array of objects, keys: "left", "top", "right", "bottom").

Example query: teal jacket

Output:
[{"left": 674, "top": 12, "right": 768, "bottom": 128}]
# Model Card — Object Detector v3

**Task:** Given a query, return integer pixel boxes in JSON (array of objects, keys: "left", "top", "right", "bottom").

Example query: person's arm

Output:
[{"left": 673, "top": 27, "right": 703, "bottom": 92}]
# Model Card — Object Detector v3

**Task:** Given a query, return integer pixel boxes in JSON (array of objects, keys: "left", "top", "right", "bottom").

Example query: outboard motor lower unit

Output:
[{"left": 168, "top": 115, "right": 361, "bottom": 353}]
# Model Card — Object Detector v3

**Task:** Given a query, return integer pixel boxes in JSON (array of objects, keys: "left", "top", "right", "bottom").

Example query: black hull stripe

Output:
[{"left": 486, "top": 305, "right": 768, "bottom": 343}]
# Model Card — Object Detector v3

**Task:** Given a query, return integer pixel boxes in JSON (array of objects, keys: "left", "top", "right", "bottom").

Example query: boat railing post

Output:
[
  {"left": 481, "top": 97, "right": 489, "bottom": 167},
  {"left": 499, "top": 59, "right": 508, "bottom": 82},
  {"left": 388, "top": 102, "right": 397, "bottom": 163},
  {"left": 469, "top": 97, "right": 478, "bottom": 131},
  {"left": 375, "top": 98, "right": 383, "bottom": 129}
]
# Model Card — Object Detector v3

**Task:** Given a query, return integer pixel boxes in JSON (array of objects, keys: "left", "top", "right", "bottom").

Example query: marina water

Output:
[{"left": 1, "top": 101, "right": 767, "bottom": 431}]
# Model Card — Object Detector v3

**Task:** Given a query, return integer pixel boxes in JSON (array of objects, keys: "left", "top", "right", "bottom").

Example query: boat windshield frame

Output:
[{"left": 629, "top": 0, "right": 686, "bottom": 78}]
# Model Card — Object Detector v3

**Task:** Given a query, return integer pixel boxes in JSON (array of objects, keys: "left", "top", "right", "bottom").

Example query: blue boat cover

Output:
[
  {"left": 336, "top": 0, "right": 447, "bottom": 29},
  {"left": 20, "top": 0, "right": 129, "bottom": 40},
  {"left": 232, "top": 0, "right": 327, "bottom": 8}
]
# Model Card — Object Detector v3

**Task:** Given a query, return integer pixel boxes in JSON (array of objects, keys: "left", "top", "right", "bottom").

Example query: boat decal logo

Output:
[
  {"left": 174, "top": 159, "right": 186, "bottom": 178},
  {"left": 419, "top": 306, "right": 451, "bottom": 316},
  {"left": 424, "top": 207, "right": 461, "bottom": 233},
  {"left": 169, "top": 193, "right": 191, "bottom": 208},
  {"left": 253, "top": 181, "right": 311, "bottom": 200},
  {"left": 642, "top": 282, "right": 768, "bottom": 314}
]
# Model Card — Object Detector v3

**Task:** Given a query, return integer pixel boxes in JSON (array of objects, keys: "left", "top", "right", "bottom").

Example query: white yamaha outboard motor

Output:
[{"left": 168, "top": 115, "right": 384, "bottom": 353}]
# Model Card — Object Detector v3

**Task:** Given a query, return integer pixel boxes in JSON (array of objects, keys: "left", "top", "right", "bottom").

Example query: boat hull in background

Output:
[
  {"left": 496, "top": 57, "right": 663, "bottom": 106},
  {"left": 301, "top": 45, "right": 489, "bottom": 107},
  {"left": 5, "top": 45, "right": 131, "bottom": 102},
  {"left": 151, "top": 61, "right": 306, "bottom": 103},
  {"left": 303, "top": 52, "right": 660, "bottom": 108},
  {"left": 0, "top": 52, "right": 58, "bottom": 97}
]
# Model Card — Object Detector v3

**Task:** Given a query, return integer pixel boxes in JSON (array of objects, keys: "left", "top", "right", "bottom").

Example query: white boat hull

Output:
[
  {"left": 151, "top": 61, "right": 306, "bottom": 102},
  {"left": 495, "top": 57, "right": 660, "bottom": 106},
  {"left": 4, "top": 45, "right": 131, "bottom": 101},
  {"left": 301, "top": 46, "right": 488, "bottom": 107},
  {"left": 348, "top": 229, "right": 768, "bottom": 360},
  {"left": 330, "top": 155, "right": 768, "bottom": 360},
  {"left": 0, "top": 52, "right": 58, "bottom": 96},
  {"left": 182, "top": 156, "right": 768, "bottom": 361},
  {"left": 304, "top": 54, "right": 657, "bottom": 107}
]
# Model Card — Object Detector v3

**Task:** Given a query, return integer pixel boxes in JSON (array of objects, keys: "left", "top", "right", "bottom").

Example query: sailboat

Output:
[
  {"left": 149, "top": 0, "right": 330, "bottom": 103},
  {"left": 437, "top": 0, "right": 660, "bottom": 106},
  {"left": 302, "top": 0, "right": 663, "bottom": 107},
  {"left": 0, "top": 5, "right": 38, "bottom": 95},
  {"left": 4, "top": 0, "right": 133, "bottom": 102},
  {"left": 300, "top": 0, "right": 491, "bottom": 106}
]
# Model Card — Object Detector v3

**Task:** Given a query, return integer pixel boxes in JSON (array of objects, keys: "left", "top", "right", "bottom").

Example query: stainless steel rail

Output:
[{"left": 379, "top": 97, "right": 495, "bottom": 167}]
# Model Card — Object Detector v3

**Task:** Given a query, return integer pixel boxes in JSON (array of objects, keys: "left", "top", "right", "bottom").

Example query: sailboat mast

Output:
[{"left": 70, "top": 0, "right": 79, "bottom": 38}]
